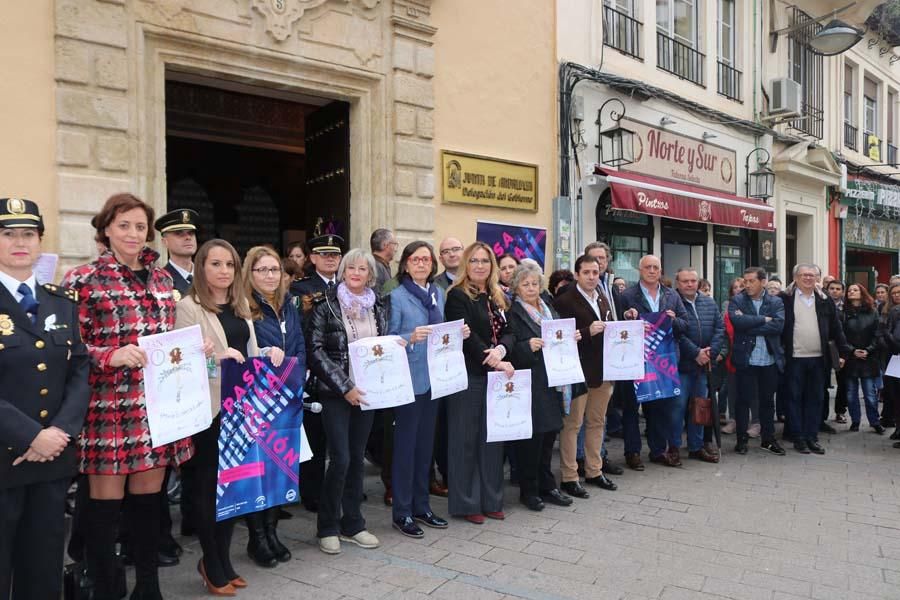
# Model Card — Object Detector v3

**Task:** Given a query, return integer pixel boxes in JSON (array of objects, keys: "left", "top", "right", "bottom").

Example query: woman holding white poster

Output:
[
  {"left": 444, "top": 242, "right": 515, "bottom": 524},
  {"left": 388, "top": 241, "right": 471, "bottom": 538},
  {"left": 506, "top": 260, "right": 578, "bottom": 511},
  {"left": 306, "top": 249, "right": 392, "bottom": 555},
  {"left": 175, "top": 239, "right": 260, "bottom": 595}
]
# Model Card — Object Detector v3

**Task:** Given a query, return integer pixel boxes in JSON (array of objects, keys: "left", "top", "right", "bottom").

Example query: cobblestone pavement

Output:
[{"left": 159, "top": 423, "right": 900, "bottom": 599}]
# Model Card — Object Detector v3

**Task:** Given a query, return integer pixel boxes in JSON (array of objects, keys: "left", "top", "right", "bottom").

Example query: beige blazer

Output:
[{"left": 174, "top": 295, "right": 259, "bottom": 417}]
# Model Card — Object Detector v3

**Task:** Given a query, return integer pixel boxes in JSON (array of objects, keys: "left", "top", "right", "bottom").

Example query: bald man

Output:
[
  {"left": 619, "top": 255, "right": 689, "bottom": 467},
  {"left": 434, "top": 237, "right": 464, "bottom": 290}
]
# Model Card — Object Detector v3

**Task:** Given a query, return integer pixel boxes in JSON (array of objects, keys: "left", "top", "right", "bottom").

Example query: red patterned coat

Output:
[{"left": 62, "top": 248, "right": 194, "bottom": 474}]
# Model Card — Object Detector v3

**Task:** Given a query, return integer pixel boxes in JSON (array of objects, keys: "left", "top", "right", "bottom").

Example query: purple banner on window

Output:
[{"left": 475, "top": 221, "right": 547, "bottom": 269}]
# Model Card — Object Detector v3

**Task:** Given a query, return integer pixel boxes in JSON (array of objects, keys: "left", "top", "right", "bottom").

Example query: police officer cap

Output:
[
  {"left": 308, "top": 234, "right": 344, "bottom": 254},
  {"left": 154, "top": 209, "right": 199, "bottom": 234},
  {"left": 0, "top": 198, "right": 44, "bottom": 233}
]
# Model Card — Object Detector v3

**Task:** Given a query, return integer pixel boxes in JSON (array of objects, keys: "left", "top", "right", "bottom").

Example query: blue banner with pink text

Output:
[
  {"left": 634, "top": 312, "right": 681, "bottom": 403},
  {"left": 216, "top": 357, "right": 304, "bottom": 521}
]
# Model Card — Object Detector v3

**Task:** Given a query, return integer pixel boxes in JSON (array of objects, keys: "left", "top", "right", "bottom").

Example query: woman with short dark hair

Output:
[
  {"left": 387, "top": 241, "right": 470, "bottom": 537},
  {"left": 64, "top": 193, "right": 193, "bottom": 599}
]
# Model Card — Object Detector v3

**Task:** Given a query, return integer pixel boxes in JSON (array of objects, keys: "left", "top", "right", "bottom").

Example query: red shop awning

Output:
[{"left": 604, "top": 170, "right": 775, "bottom": 231}]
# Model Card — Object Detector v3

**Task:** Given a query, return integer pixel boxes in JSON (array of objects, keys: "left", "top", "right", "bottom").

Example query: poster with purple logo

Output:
[
  {"left": 633, "top": 312, "right": 681, "bottom": 403},
  {"left": 216, "top": 357, "right": 304, "bottom": 521},
  {"left": 476, "top": 221, "right": 547, "bottom": 269}
]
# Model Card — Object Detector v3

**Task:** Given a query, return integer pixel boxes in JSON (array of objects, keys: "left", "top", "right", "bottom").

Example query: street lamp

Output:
[
  {"left": 809, "top": 19, "right": 864, "bottom": 55},
  {"left": 745, "top": 148, "right": 775, "bottom": 200},
  {"left": 596, "top": 98, "right": 635, "bottom": 168}
]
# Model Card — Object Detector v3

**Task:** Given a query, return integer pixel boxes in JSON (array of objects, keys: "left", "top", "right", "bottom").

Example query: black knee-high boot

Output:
[
  {"left": 264, "top": 507, "right": 291, "bottom": 562},
  {"left": 245, "top": 512, "right": 277, "bottom": 568},
  {"left": 125, "top": 492, "right": 163, "bottom": 600},
  {"left": 84, "top": 498, "right": 122, "bottom": 600}
]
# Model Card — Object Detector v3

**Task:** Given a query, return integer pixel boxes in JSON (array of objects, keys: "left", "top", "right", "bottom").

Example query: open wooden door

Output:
[{"left": 304, "top": 101, "right": 351, "bottom": 241}]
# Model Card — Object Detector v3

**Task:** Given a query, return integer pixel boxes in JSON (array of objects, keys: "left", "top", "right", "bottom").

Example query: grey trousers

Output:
[{"left": 447, "top": 375, "right": 505, "bottom": 516}]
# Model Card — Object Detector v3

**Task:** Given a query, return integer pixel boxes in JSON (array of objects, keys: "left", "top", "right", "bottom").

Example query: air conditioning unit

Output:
[{"left": 770, "top": 78, "right": 802, "bottom": 116}]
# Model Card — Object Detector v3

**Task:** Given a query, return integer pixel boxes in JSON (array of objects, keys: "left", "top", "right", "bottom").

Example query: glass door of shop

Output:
[
  {"left": 609, "top": 234, "right": 650, "bottom": 285},
  {"left": 663, "top": 242, "right": 705, "bottom": 284},
  {"left": 715, "top": 243, "right": 745, "bottom": 309}
]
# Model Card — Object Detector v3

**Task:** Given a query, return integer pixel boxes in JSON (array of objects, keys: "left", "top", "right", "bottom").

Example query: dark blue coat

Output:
[
  {"left": 619, "top": 283, "right": 689, "bottom": 362},
  {"left": 727, "top": 291, "right": 785, "bottom": 371},
  {"left": 676, "top": 292, "right": 725, "bottom": 373},
  {"left": 250, "top": 291, "right": 306, "bottom": 370}
]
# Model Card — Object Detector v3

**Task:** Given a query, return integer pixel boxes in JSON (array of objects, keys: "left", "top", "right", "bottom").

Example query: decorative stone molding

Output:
[{"left": 252, "top": 0, "right": 382, "bottom": 42}]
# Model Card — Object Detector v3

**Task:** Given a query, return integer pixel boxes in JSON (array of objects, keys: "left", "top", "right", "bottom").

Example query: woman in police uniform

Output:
[{"left": 0, "top": 197, "right": 90, "bottom": 600}]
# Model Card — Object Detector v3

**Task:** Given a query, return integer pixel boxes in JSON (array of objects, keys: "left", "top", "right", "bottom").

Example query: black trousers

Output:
[
  {"left": 317, "top": 393, "right": 375, "bottom": 538},
  {"left": 0, "top": 477, "right": 69, "bottom": 600},
  {"left": 302, "top": 408, "right": 327, "bottom": 507},
  {"left": 512, "top": 430, "right": 558, "bottom": 498},
  {"left": 429, "top": 396, "right": 449, "bottom": 483},
  {"left": 182, "top": 416, "right": 237, "bottom": 586},
  {"left": 736, "top": 365, "right": 778, "bottom": 441}
]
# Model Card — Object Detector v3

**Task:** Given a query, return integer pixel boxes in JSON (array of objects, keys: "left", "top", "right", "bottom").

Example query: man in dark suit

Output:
[
  {"left": 155, "top": 208, "right": 198, "bottom": 297},
  {"left": 620, "top": 254, "right": 689, "bottom": 467},
  {"left": 0, "top": 198, "right": 90, "bottom": 600},
  {"left": 434, "top": 237, "right": 464, "bottom": 291},
  {"left": 554, "top": 254, "right": 619, "bottom": 498},
  {"left": 291, "top": 234, "right": 343, "bottom": 512},
  {"left": 780, "top": 263, "right": 850, "bottom": 454}
]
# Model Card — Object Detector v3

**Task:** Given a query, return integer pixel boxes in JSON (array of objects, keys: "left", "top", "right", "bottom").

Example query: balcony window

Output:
[
  {"left": 603, "top": 1, "right": 644, "bottom": 60},
  {"left": 657, "top": 0, "right": 704, "bottom": 86},
  {"left": 787, "top": 7, "right": 824, "bottom": 139}
]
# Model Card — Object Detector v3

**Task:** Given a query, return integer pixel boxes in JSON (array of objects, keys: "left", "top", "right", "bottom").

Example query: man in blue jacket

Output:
[
  {"left": 674, "top": 267, "right": 725, "bottom": 462},
  {"left": 620, "top": 255, "right": 689, "bottom": 467},
  {"left": 728, "top": 267, "right": 785, "bottom": 456}
]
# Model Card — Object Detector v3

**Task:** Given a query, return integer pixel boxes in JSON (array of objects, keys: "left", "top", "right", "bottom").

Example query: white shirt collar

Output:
[
  {"left": 0, "top": 270, "right": 36, "bottom": 302},
  {"left": 444, "top": 270, "right": 456, "bottom": 281},
  {"left": 168, "top": 260, "right": 192, "bottom": 280}
]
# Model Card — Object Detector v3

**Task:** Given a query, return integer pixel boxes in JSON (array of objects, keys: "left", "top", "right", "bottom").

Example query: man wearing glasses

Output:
[
  {"left": 434, "top": 237, "right": 464, "bottom": 290},
  {"left": 780, "top": 263, "right": 850, "bottom": 455},
  {"left": 291, "top": 234, "right": 344, "bottom": 512}
]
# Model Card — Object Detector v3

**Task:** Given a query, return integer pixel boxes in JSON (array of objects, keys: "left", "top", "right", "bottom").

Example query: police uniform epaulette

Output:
[
  {"left": 42, "top": 283, "right": 78, "bottom": 302},
  {"left": 310, "top": 291, "right": 328, "bottom": 304}
]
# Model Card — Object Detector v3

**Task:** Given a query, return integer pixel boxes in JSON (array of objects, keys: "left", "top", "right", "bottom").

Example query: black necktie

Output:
[
  {"left": 327, "top": 281, "right": 335, "bottom": 289},
  {"left": 186, "top": 274, "right": 193, "bottom": 285},
  {"left": 18, "top": 283, "right": 38, "bottom": 324}
]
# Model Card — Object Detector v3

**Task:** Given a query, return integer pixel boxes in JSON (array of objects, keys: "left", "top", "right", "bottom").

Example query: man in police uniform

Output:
[
  {"left": 0, "top": 198, "right": 90, "bottom": 600},
  {"left": 290, "top": 234, "right": 343, "bottom": 512},
  {"left": 154, "top": 208, "right": 198, "bottom": 297}
]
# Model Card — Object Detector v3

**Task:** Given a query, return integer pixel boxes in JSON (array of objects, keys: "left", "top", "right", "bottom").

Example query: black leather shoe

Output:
[
  {"left": 794, "top": 441, "right": 811, "bottom": 454},
  {"left": 584, "top": 474, "right": 617, "bottom": 491},
  {"left": 560, "top": 481, "right": 590, "bottom": 499},
  {"left": 890, "top": 428, "right": 900, "bottom": 440},
  {"left": 873, "top": 424, "right": 886, "bottom": 435},
  {"left": 734, "top": 439, "right": 749, "bottom": 455},
  {"left": 541, "top": 489, "right": 573, "bottom": 507},
  {"left": 393, "top": 517, "right": 424, "bottom": 538},
  {"left": 157, "top": 549, "right": 180, "bottom": 567},
  {"left": 819, "top": 422, "right": 837, "bottom": 434},
  {"left": 413, "top": 511, "right": 448, "bottom": 529},
  {"left": 160, "top": 535, "right": 183, "bottom": 557},
  {"left": 807, "top": 440, "right": 826, "bottom": 454},
  {"left": 603, "top": 462, "right": 624, "bottom": 476},
  {"left": 303, "top": 500, "right": 319, "bottom": 513},
  {"left": 521, "top": 495, "right": 545, "bottom": 511},
  {"left": 849, "top": 423, "right": 860, "bottom": 432}
]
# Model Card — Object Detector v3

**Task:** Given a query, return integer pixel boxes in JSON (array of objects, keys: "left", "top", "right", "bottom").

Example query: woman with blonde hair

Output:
[
  {"left": 175, "top": 239, "right": 261, "bottom": 595},
  {"left": 444, "top": 242, "right": 515, "bottom": 524},
  {"left": 241, "top": 245, "right": 305, "bottom": 566}
]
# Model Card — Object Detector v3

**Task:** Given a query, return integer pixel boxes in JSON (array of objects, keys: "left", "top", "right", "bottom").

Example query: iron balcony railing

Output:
[
  {"left": 716, "top": 60, "right": 742, "bottom": 102},
  {"left": 888, "top": 142, "right": 897, "bottom": 165},
  {"left": 864, "top": 130, "right": 882, "bottom": 160},
  {"left": 603, "top": 5, "right": 643, "bottom": 60},
  {"left": 657, "top": 32, "right": 705, "bottom": 87},
  {"left": 844, "top": 121, "right": 858, "bottom": 151}
]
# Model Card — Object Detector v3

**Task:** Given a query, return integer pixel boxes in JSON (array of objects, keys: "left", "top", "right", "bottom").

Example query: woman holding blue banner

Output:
[
  {"left": 243, "top": 246, "right": 305, "bottom": 566},
  {"left": 306, "top": 248, "right": 391, "bottom": 555},
  {"left": 175, "top": 239, "right": 260, "bottom": 596},
  {"left": 388, "top": 241, "right": 470, "bottom": 538}
]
